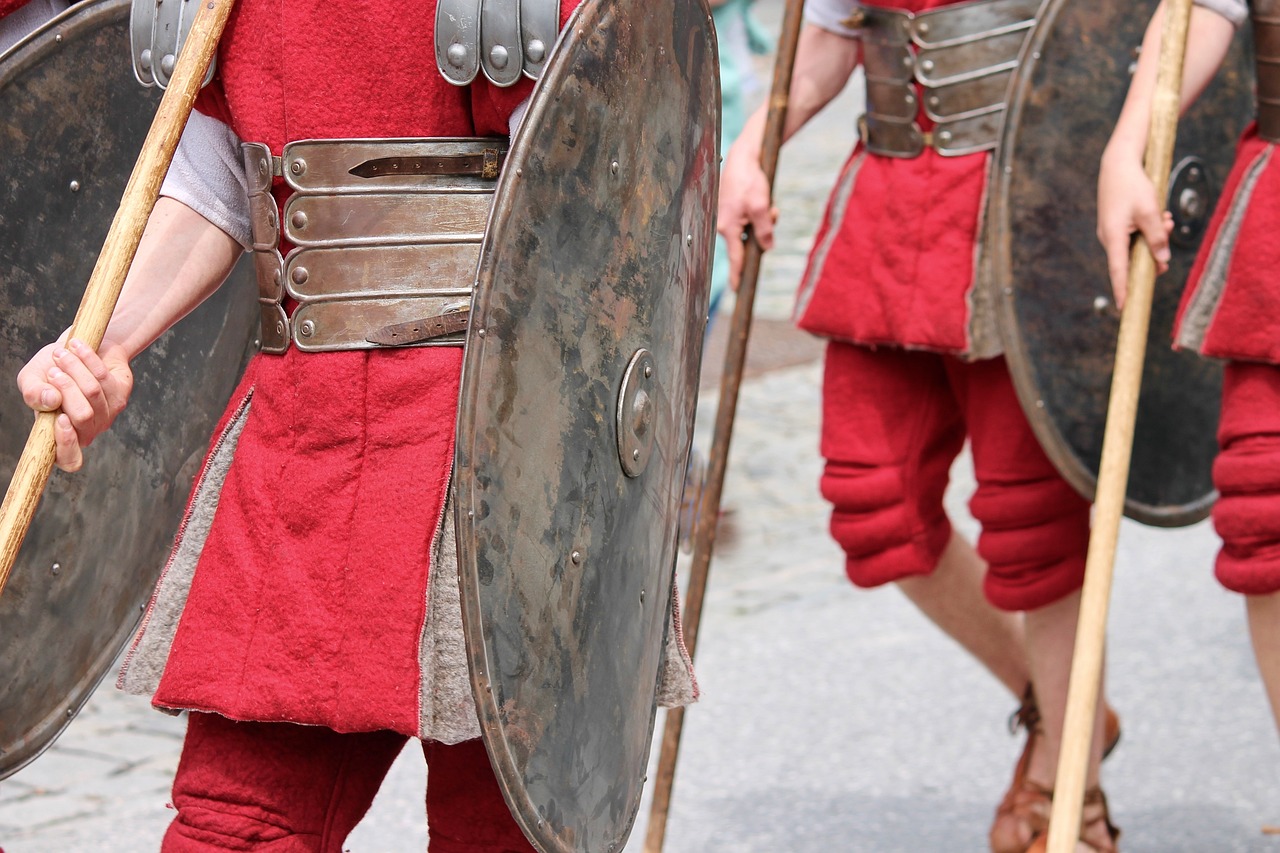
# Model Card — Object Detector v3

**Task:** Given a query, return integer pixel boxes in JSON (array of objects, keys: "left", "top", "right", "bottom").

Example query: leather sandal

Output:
[
  {"left": 1024, "top": 787, "right": 1120, "bottom": 853},
  {"left": 989, "top": 686, "right": 1121, "bottom": 853}
]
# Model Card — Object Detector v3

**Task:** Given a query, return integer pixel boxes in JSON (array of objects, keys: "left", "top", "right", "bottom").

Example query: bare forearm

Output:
[
  {"left": 1103, "top": 3, "right": 1237, "bottom": 162},
  {"left": 728, "top": 24, "right": 861, "bottom": 167},
  {"left": 105, "top": 197, "right": 243, "bottom": 360}
]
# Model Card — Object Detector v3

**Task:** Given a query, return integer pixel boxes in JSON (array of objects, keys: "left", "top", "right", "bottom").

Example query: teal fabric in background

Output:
[{"left": 709, "top": 0, "right": 771, "bottom": 315}]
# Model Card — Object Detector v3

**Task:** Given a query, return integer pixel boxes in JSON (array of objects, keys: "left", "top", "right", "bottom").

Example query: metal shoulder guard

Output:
[
  {"left": 129, "top": 0, "right": 215, "bottom": 88},
  {"left": 435, "top": 0, "right": 560, "bottom": 87}
]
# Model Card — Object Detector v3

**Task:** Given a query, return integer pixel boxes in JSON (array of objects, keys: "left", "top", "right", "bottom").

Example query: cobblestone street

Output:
[{"left": 5, "top": 1, "right": 1280, "bottom": 851}]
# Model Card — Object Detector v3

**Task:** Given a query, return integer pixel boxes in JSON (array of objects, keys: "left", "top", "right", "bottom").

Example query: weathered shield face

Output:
[
  {"left": 0, "top": 0, "right": 258, "bottom": 777},
  {"left": 988, "top": 0, "right": 1254, "bottom": 526},
  {"left": 451, "top": 0, "right": 719, "bottom": 850}
]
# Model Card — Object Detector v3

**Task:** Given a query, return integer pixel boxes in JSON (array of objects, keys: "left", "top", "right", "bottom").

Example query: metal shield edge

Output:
[
  {"left": 0, "top": 0, "right": 258, "bottom": 777},
  {"left": 452, "top": 0, "right": 719, "bottom": 850},
  {"left": 987, "top": 0, "right": 1252, "bottom": 527}
]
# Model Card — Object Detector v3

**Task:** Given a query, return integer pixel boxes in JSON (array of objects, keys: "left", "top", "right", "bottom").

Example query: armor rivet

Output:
[
  {"left": 644, "top": 364, "right": 652, "bottom": 378},
  {"left": 291, "top": 159, "right": 306, "bottom": 176},
  {"left": 1093, "top": 296, "right": 1110, "bottom": 314},
  {"left": 571, "top": 550, "right": 582, "bottom": 565},
  {"left": 917, "top": 21, "right": 929, "bottom": 34},
  {"left": 253, "top": 338, "right": 262, "bottom": 349},
  {"left": 515, "top": 168, "right": 523, "bottom": 178},
  {"left": 632, "top": 449, "right": 641, "bottom": 461},
  {"left": 939, "top": 131, "right": 952, "bottom": 143},
  {"left": 639, "top": 590, "right": 645, "bottom": 605},
  {"left": 51, "top": 562, "right": 60, "bottom": 575},
  {"left": 527, "top": 39, "right": 546, "bottom": 62},
  {"left": 921, "top": 59, "right": 935, "bottom": 73},
  {"left": 468, "top": 510, "right": 475, "bottom": 519},
  {"left": 275, "top": 320, "right": 285, "bottom": 335},
  {"left": 1179, "top": 224, "right": 1193, "bottom": 237},
  {"left": 490, "top": 44, "right": 510, "bottom": 69},
  {"left": 928, "top": 95, "right": 939, "bottom": 108},
  {"left": 611, "top": 160, "right": 619, "bottom": 175},
  {"left": 447, "top": 43, "right": 468, "bottom": 67},
  {"left": 66, "top": 708, "right": 74, "bottom": 718},
  {"left": 273, "top": 269, "right": 281, "bottom": 286},
  {"left": 686, "top": 234, "right": 693, "bottom": 247},
  {"left": 1032, "top": 51, "right": 1041, "bottom": 61},
  {"left": 139, "top": 49, "right": 152, "bottom": 70},
  {"left": 69, "top": 180, "right": 80, "bottom": 193},
  {"left": 1035, "top": 399, "right": 1045, "bottom": 409},
  {"left": 299, "top": 320, "right": 315, "bottom": 337},
  {"left": 291, "top": 211, "right": 308, "bottom": 230},
  {"left": 161, "top": 53, "right": 176, "bottom": 76},
  {"left": 1179, "top": 188, "right": 1204, "bottom": 218},
  {"left": 901, "top": 55, "right": 912, "bottom": 68},
  {"left": 1188, "top": 166, "right": 1202, "bottom": 180},
  {"left": 905, "top": 93, "right": 915, "bottom": 106},
  {"left": 478, "top": 328, "right": 486, "bottom": 338},
  {"left": 54, "top": 32, "right": 62, "bottom": 42},
  {"left": 291, "top": 267, "right": 309, "bottom": 285}
]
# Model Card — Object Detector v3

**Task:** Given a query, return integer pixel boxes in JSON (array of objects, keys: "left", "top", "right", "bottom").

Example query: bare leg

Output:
[
  {"left": 896, "top": 530, "right": 1030, "bottom": 699},
  {"left": 1246, "top": 591, "right": 1280, "bottom": 735},
  {"left": 1023, "top": 590, "right": 1106, "bottom": 789}
]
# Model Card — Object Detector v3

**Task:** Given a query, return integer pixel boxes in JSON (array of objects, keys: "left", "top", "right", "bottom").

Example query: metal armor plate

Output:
[
  {"left": 988, "top": 0, "right": 1254, "bottom": 526},
  {"left": 0, "top": 0, "right": 257, "bottom": 777},
  {"left": 452, "top": 0, "right": 718, "bottom": 849}
]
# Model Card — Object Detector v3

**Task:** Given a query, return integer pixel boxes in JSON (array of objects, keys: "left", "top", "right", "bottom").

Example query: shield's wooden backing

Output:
[
  {"left": 990, "top": 0, "right": 1254, "bottom": 526},
  {"left": 0, "top": 0, "right": 257, "bottom": 777},
  {"left": 452, "top": 0, "right": 719, "bottom": 850}
]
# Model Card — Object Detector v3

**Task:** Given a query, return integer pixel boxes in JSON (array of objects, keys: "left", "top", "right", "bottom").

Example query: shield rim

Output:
[
  {"left": 451, "top": 0, "right": 717, "bottom": 849},
  {"left": 987, "top": 0, "right": 1217, "bottom": 528}
]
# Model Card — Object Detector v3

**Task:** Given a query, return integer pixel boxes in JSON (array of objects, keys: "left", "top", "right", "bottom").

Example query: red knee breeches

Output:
[
  {"left": 164, "top": 713, "right": 534, "bottom": 853},
  {"left": 820, "top": 344, "right": 1090, "bottom": 612},
  {"left": 1214, "top": 362, "right": 1280, "bottom": 595}
]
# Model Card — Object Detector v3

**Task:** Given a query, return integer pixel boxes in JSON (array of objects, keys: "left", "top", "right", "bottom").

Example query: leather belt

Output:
[
  {"left": 244, "top": 137, "right": 506, "bottom": 354},
  {"left": 1255, "top": 1, "right": 1280, "bottom": 143},
  {"left": 850, "top": 0, "right": 1046, "bottom": 158}
]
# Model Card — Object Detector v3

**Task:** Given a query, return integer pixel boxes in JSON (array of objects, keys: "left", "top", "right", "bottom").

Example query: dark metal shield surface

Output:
[
  {"left": 989, "top": 0, "right": 1254, "bottom": 526},
  {"left": 452, "top": 0, "right": 719, "bottom": 850},
  {"left": 0, "top": 0, "right": 257, "bottom": 777}
]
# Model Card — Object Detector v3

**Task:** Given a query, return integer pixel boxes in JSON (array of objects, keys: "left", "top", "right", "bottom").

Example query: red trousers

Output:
[
  {"left": 820, "top": 344, "right": 1091, "bottom": 611},
  {"left": 1214, "top": 361, "right": 1280, "bottom": 595},
  {"left": 163, "top": 713, "right": 534, "bottom": 853}
]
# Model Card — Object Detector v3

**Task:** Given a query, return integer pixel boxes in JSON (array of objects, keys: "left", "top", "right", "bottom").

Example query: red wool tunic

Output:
[
  {"left": 122, "top": 0, "right": 575, "bottom": 736},
  {"left": 1174, "top": 123, "right": 1280, "bottom": 364},
  {"left": 796, "top": 0, "right": 993, "bottom": 356}
]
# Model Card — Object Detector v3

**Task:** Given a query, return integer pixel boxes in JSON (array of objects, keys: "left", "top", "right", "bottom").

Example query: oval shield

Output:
[
  {"left": 452, "top": 0, "right": 719, "bottom": 850},
  {"left": 0, "top": 0, "right": 258, "bottom": 777},
  {"left": 988, "top": 0, "right": 1255, "bottom": 527}
]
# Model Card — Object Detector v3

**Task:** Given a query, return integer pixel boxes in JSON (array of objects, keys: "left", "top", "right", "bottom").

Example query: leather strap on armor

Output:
[
  {"left": 850, "top": 0, "right": 1046, "bottom": 158},
  {"left": 436, "top": 0, "right": 560, "bottom": 86},
  {"left": 242, "top": 137, "right": 505, "bottom": 354},
  {"left": 1255, "top": 0, "right": 1280, "bottom": 143}
]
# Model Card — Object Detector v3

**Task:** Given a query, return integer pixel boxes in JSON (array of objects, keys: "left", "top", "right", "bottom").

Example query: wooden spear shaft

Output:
[
  {"left": 0, "top": 0, "right": 236, "bottom": 598},
  {"left": 642, "top": 2, "right": 807, "bottom": 850},
  {"left": 1045, "top": 1, "right": 1194, "bottom": 849}
]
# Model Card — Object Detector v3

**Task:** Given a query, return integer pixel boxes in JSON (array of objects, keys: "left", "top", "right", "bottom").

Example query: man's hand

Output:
[
  {"left": 17, "top": 334, "right": 134, "bottom": 472},
  {"left": 1096, "top": 149, "right": 1174, "bottom": 310},
  {"left": 717, "top": 147, "right": 778, "bottom": 291}
]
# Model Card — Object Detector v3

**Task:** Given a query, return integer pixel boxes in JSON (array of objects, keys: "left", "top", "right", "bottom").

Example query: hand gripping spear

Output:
[
  {"left": 0, "top": 0, "right": 236, "bottom": 598},
  {"left": 1045, "top": 1, "right": 1195, "bottom": 849},
  {"left": 641, "top": 1, "right": 807, "bottom": 850}
]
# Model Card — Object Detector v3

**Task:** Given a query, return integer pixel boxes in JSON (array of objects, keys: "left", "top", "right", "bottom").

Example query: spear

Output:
[
  {"left": 0, "top": 0, "right": 236, "bottom": 596},
  {"left": 642, "top": 1, "right": 807, "bottom": 849},
  {"left": 1046, "top": 0, "right": 1195, "bottom": 849}
]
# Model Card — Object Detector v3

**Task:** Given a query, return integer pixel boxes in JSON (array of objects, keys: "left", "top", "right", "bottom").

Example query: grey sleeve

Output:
[
  {"left": 1195, "top": 0, "right": 1248, "bottom": 27},
  {"left": 804, "top": 0, "right": 861, "bottom": 38},
  {"left": 159, "top": 110, "right": 252, "bottom": 250}
]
